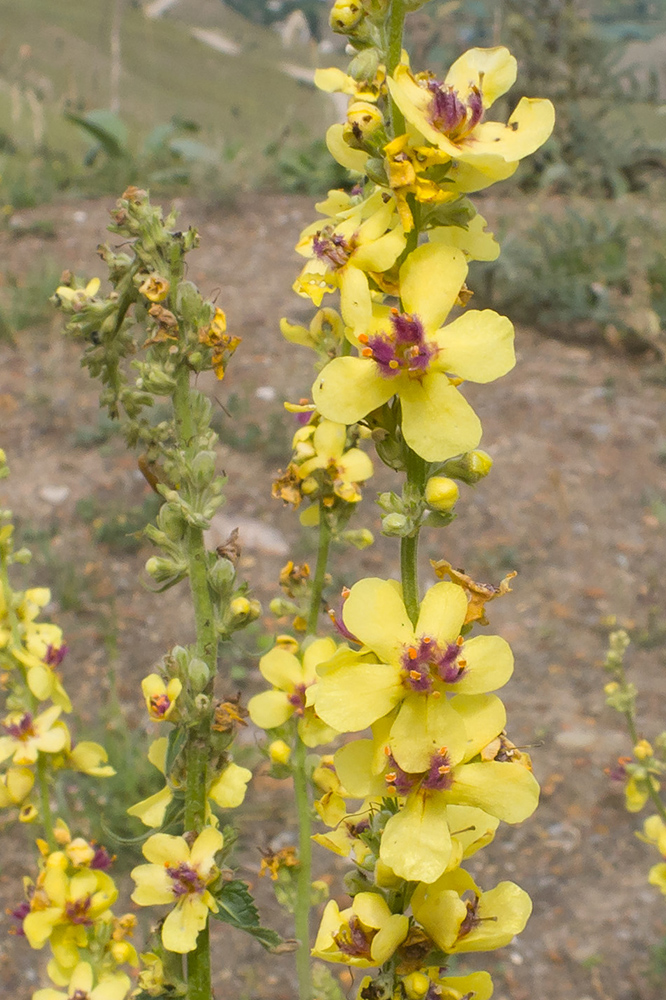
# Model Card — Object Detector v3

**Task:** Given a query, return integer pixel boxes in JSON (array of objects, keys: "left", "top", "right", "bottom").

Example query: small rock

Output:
[
  {"left": 73, "top": 210, "right": 88, "bottom": 224},
  {"left": 39, "top": 485, "right": 71, "bottom": 506},
  {"left": 206, "top": 513, "right": 289, "bottom": 556},
  {"left": 255, "top": 385, "right": 277, "bottom": 402}
]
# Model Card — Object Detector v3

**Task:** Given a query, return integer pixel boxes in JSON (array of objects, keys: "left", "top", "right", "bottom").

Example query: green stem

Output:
[
  {"left": 387, "top": 0, "right": 406, "bottom": 136},
  {"left": 400, "top": 448, "right": 426, "bottom": 627},
  {"left": 37, "top": 755, "right": 56, "bottom": 850},
  {"left": 293, "top": 727, "right": 313, "bottom": 1000},
  {"left": 172, "top": 366, "right": 218, "bottom": 1000},
  {"left": 306, "top": 502, "right": 331, "bottom": 637}
]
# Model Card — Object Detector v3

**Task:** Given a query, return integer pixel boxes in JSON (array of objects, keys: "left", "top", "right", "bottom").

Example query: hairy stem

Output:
[
  {"left": 293, "top": 726, "right": 313, "bottom": 1000},
  {"left": 401, "top": 448, "right": 426, "bottom": 627},
  {"left": 306, "top": 502, "right": 331, "bottom": 637},
  {"left": 387, "top": 0, "right": 407, "bottom": 136},
  {"left": 173, "top": 366, "right": 218, "bottom": 1000}
]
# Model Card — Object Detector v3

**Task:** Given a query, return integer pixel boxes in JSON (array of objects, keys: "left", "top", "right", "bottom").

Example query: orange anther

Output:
[
  {"left": 422, "top": 635, "right": 431, "bottom": 643},
  {"left": 389, "top": 359, "right": 399, "bottom": 369},
  {"left": 358, "top": 333, "right": 369, "bottom": 344},
  {"left": 384, "top": 745, "right": 391, "bottom": 756},
  {"left": 409, "top": 669, "right": 421, "bottom": 680},
  {"left": 385, "top": 772, "right": 397, "bottom": 783},
  {"left": 362, "top": 348, "right": 373, "bottom": 357},
  {"left": 456, "top": 635, "right": 464, "bottom": 646},
  {"left": 341, "top": 587, "right": 351, "bottom": 598},
  {"left": 390, "top": 306, "right": 399, "bottom": 315},
  {"left": 457, "top": 658, "right": 467, "bottom": 668},
  {"left": 438, "top": 764, "right": 451, "bottom": 775},
  {"left": 408, "top": 647, "right": 418, "bottom": 660},
  {"left": 431, "top": 690, "right": 441, "bottom": 698}
]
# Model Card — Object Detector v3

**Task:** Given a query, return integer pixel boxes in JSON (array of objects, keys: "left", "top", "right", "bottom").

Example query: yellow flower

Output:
[
  {"left": 312, "top": 892, "right": 408, "bottom": 967},
  {"left": 0, "top": 765, "right": 34, "bottom": 808},
  {"left": 141, "top": 674, "right": 183, "bottom": 722},
  {"left": 294, "top": 189, "right": 405, "bottom": 315},
  {"left": 637, "top": 814, "right": 666, "bottom": 855},
  {"left": 648, "top": 863, "right": 666, "bottom": 894},
  {"left": 32, "top": 961, "right": 130, "bottom": 1000},
  {"left": 268, "top": 739, "right": 292, "bottom": 765},
  {"left": 333, "top": 701, "right": 538, "bottom": 883},
  {"left": 248, "top": 637, "right": 340, "bottom": 747},
  {"left": 312, "top": 242, "right": 515, "bottom": 461},
  {"left": 386, "top": 969, "right": 494, "bottom": 1000},
  {"left": 412, "top": 868, "right": 532, "bottom": 954},
  {"left": 294, "top": 419, "right": 374, "bottom": 504},
  {"left": 23, "top": 864, "right": 118, "bottom": 952},
  {"left": 54, "top": 278, "right": 101, "bottom": 309},
  {"left": 0, "top": 705, "right": 67, "bottom": 765},
  {"left": 139, "top": 274, "right": 170, "bottom": 303},
  {"left": 64, "top": 740, "right": 115, "bottom": 777},
  {"left": 314, "top": 577, "right": 514, "bottom": 738},
  {"left": 387, "top": 47, "right": 554, "bottom": 188},
  {"left": 127, "top": 738, "right": 250, "bottom": 827},
  {"left": 130, "top": 828, "right": 223, "bottom": 954}
]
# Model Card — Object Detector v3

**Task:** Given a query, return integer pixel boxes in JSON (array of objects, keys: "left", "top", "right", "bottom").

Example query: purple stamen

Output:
[
  {"left": 362, "top": 312, "right": 435, "bottom": 380},
  {"left": 421, "top": 749, "right": 454, "bottom": 792},
  {"left": 336, "top": 915, "right": 372, "bottom": 958},
  {"left": 166, "top": 862, "right": 206, "bottom": 898},
  {"left": 8, "top": 901, "right": 30, "bottom": 936},
  {"left": 427, "top": 79, "right": 485, "bottom": 141},
  {"left": 287, "top": 684, "right": 307, "bottom": 716},
  {"left": 45, "top": 644, "right": 68, "bottom": 667},
  {"left": 65, "top": 897, "right": 93, "bottom": 925},
  {"left": 5, "top": 714, "right": 34, "bottom": 740},
  {"left": 90, "top": 846, "right": 113, "bottom": 870},
  {"left": 312, "top": 227, "right": 352, "bottom": 270},
  {"left": 385, "top": 752, "right": 418, "bottom": 796},
  {"left": 401, "top": 636, "right": 467, "bottom": 690}
]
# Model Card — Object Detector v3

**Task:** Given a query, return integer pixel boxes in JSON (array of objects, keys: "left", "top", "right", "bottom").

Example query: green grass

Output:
[{"left": 0, "top": 0, "right": 331, "bottom": 189}]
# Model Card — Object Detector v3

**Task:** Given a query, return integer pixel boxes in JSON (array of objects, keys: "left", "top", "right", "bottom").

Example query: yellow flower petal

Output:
[
  {"left": 344, "top": 577, "right": 412, "bottom": 663},
  {"left": 451, "top": 693, "right": 507, "bottom": 761},
  {"left": 400, "top": 373, "right": 481, "bottom": 462},
  {"left": 162, "top": 894, "right": 209, "bottom": 953},
  {"left": 445, "top": 46, "right": 517, "bottom": 108},
  {"left": 313, "top": 357, "right": 396, "bottom": 425},
  {"left": 142, "top": 833, "right": 190, "bottom": 867},
  {"left": 248, "top": 689, "right": 293, "bottom": 729},
  {"left": 380, "top": 794, "right": 453, "bottom": 883},
  {"left": 415, "top": 582, "right": 468, "bottom": 648},
  {"left": 390, "top": 694, "right": 467, "bottom": 772},
  {"left": 399, "top": 243, "right": 467, "bottom": 333},
  {"left": 432, "top": 309, "right": 515, "bottom": 384}
]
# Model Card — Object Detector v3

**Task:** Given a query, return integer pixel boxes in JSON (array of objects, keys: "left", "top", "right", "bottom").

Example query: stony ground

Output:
[{"left": 0, "top": 192, "right": 665, "bottom": 1000}]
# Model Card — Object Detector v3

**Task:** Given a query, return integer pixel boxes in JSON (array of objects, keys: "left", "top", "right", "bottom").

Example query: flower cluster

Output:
[
  {"left": 0, "top": 451, "right": 132, "bottom": 998},
  {"left": 248, "top": 4, "right": 554, "bottom": 997},
  {"left": 603, "top": 629, "right": 666, "bottom": 897}
]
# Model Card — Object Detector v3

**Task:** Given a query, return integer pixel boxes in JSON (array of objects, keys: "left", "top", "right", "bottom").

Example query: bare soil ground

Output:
[{"left": 0, "top": 192, "right": 665, "bottom": 1000}]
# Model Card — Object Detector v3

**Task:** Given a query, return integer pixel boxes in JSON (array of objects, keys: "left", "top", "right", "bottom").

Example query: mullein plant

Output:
[
  {"left": 248, "top": 3, "right": 554, "bottom": 1000},
  {"left": 43, "top": 188, "right": 281, "bottom": 1000},
  {"left": 0, "top": 450, "right": 136, "bottom": 999},
  {"left": 603, "top": 630, "right": 666, "bottom": 901}
]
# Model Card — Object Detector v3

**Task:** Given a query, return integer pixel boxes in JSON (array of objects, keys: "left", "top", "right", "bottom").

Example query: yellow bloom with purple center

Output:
[
  {"left": 248, "top": 637, "right": 340, "bottom": 747},
  {"left": 141, "top": 674, "right": 182, "bottom": 722},
  {"left": 0, "top": 705, "right": 67, "bottom": 765},
  {"left": 294, "top": 189, "right": 405, "bottom": 314},
  {"left": 32, "top": 961, "right": 129, "bottom": 1000},
  {"left": 130, "top": 828, "right": 223, "bottom": 954},
  {"left": 333, "top": 697, "right": 538, "bottom": 883},
  {"left": 411, "top": 867, "right": 533, "bottom": 954},
  {"left": 387, "top": 47, "right": 555, "bottom": 190},
  {"left": 313, "top": 576, "right": 514, "bottom": 740},
  {"left": 294, "top": 419, "right": 374, "bottom": 504},
  {"left": 312, "top": 892, "right": 409, "bottom": 967},
  {"left": 312, "top": 242, "right": 515, "bottom": 461}
]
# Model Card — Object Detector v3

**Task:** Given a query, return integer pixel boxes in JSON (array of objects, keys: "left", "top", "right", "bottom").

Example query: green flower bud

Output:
[
  {"left": 146, "top": 556, "right": 186, "bottom": 583},
  {"left": 12, "top": 547, "right": 32, "bottom": 565},
  {"left": 191, "top": 450, "right": 217, "bottom": 489},
  {"left": 136, "top": 368, "right": 177, "bottom": 396},
  {"left": 425, "top": 476, "right": 459, "bottom": 512},
  {"left": 208, "top": 556, "right": 235, "bottom": 594},
  {"left": 188, "top": 657, "right": 210, "bottom": 693},
  {"left": 157, "top": 502, "right": 186, "bottom": 542},
  {"left": 344, "top": 102, "right": 384, "bottom": 147},
  {"left": 349, "top": 46, "right": 380, "bottom": 82},
  {"left": 382, "top": 513, "right": 409, "bottom": 536},
  {"left": 228, "top": 596, "right": 262, "bottom": 630},
  {"left": 270, "top": 597, "right": 298, "bottom": 617},
  {"left": 441, "top": 449, "right": 493, "bottom": 485},
  {"left": 175, "top": 280, "right": 204, "bottom": 325}
]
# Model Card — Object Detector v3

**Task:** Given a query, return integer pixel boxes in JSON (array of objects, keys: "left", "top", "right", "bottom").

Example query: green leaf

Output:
[
  {"left": 165, "top": 726, "right": 188, "bottom": 775},
  {"left": 64, "top": 109, "right": 129, "bottom": 159},
  {"left": 211, "top": 879, "right": 283, "bottom": 951}
]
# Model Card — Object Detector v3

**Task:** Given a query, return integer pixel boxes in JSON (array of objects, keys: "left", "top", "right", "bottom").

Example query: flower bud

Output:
[
  {"left": 425, "top": 476, "right": 459, "bottom": 512},
  {"left": 382, "top": 513, "right": 409, "bottom": 536},
  {"left": 301, "top": 476, "right": 319, "bottom": 496},
  {"left": 442, "top": 449, "right": 493, "bottom": 485},
  {"left": 136, "top": 368, "right": 177, "bottom": 396},
  {"left": 146, "top": 556, "right": 186, "bottom": 583},
  {"left": 229, "top": 596, "right": 261, "bottom": 629},
  {"left": 191, "top": 450, "right": 217, "bottom": 489},
  {"left": 402, "top": 973, "right": 431, "bottom": 1000},
  {"left": 634, "top": 739, "right": 653, "bottom": 760},
  {"left": 349, "top": 47, "right": 380, "bottom": 82},
  {"left": 208, "top": 557, "right": 235, "bottom": 594},
  {"left": 330, "top": 0, "right": 363, "bottom": 33},
  {"left": 269, "top": 740, "right": 292, "bottom": 765},
  {"left": 188, "top": 657, "right": 211, "bottom": 693},
  {"left": 344, "top": 102, "right": 384, "bottom": 146},
  {"left": 157, "top": 502, "right": 186, "bottom": 542}
]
